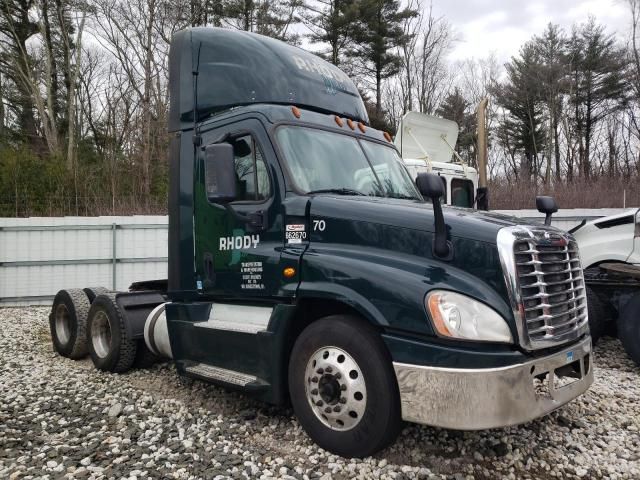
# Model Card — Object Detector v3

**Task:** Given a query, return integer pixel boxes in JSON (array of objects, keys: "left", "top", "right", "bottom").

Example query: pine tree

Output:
[
  {"left": 0, "top": 0, "right": 39, "bottom": 145},
  {"left": 223, "top": 0, "right": 302, "bottom": 43},
  {"left": 493, "top": 43, "right": 546, "bottom": 180},
  {"left": 567, "top": 19, "right": 628, "bottom": 178},
  {"left": 435, "top": 88, "right": 475, "bottom": 164},
  {"left": 347, "top": 0, "right": 417, "bottom": 115},
  {"left": 532, "top": 23, "right": 568, "bottom": 181},
  {"left": 302, "top": 0, "right": 358, "bottom": 65}
]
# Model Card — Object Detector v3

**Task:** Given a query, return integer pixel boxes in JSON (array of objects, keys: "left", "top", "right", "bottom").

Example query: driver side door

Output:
[{"left": 193, "top": 119, "right": 283, "bottom": 299}]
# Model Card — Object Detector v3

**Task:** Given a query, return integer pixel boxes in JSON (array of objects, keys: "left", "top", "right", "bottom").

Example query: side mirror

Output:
[
  {"left": 416, "top": 173, "right": 451, "bottom": 259},
  {"left": 536, "top": 196, "right": 558, "bottom": 226},
  {"left": 204, "top": 143, "right": 236, "bottom": 203},
  {"left": 416, "top": 172, "right": 444, "bottom": 199}
]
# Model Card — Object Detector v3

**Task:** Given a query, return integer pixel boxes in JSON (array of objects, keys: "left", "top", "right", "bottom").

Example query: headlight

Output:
[{"left": 426, "top": 290, "right": 513, "bottom": 343}]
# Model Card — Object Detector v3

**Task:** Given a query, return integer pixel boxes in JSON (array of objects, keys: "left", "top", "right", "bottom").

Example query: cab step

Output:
[{"left": 184, "top": 363, "right": 268, "bottom": 389}]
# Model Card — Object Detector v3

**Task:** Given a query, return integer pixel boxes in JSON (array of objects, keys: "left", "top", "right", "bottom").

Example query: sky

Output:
[{"left": 432, "top": 0, "right": 630, "bottom": 63}]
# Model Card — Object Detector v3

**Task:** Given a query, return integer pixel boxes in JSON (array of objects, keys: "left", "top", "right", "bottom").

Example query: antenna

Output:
[{"left": 191, "top": 32, "right": 202, "bottom": 147}]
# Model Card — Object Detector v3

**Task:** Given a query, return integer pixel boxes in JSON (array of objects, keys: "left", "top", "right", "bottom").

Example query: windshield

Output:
[{"left": 276, "top": 126, "right": 421, "bottom": 200}]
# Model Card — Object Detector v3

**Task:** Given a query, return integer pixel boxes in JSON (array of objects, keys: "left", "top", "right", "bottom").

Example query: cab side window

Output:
[
  {"left": 451, "top": 179, "right": 474, "bottom": 208},
  {"left": 232, "top": 135, "right": 271, "bottom": 201}
]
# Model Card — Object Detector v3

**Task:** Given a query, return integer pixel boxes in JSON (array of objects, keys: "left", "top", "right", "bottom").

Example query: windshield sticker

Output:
[
  {"left": 219, "top": 234, "right": 260, "bottom": 251},
  {"left": 286, "top": 224, "right": 307, "bottom": 244},
  {"left": 241, "top": 261, "right": 264, "bottom": 290}
]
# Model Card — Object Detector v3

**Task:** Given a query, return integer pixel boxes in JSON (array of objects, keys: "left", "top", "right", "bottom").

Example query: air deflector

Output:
[{"left": 169, "top": 28, "right": 368, "bottom": 132}]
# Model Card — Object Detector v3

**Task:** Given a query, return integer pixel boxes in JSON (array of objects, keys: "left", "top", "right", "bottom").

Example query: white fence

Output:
[
  {"left": 0, "top": 209, "right": 629, "bottom": 306},
  {"left": 0, "top": 216, "right": 168, "bottom": 306}
]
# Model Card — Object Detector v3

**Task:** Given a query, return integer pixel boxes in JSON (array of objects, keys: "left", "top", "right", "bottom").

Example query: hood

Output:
[
  {"left": 394, "top": 112, "right": 459, "bottom": 164},
  {"left": 309, "top": 195, "right": 533, "bottom": 244}
]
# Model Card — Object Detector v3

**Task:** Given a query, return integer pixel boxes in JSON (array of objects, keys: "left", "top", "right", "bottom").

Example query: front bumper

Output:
[{"left": 393, "top": 336, "right": 593, "bottom": 430}]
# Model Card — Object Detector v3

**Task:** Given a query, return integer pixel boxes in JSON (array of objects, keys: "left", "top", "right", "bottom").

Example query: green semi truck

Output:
[{"left": 49, "top": 27, "right": 593, "bottom": 458}]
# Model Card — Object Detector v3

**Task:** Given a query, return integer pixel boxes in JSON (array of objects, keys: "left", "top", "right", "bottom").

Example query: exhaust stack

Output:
[{"left": 476, "top": 98, "right": 489, "bottom": 210}]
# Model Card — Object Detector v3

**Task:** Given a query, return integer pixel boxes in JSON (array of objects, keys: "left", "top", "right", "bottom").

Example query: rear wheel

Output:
[
  {"left": 87, "top": 294, "right": 137, "bottom": 373},
  {"left": 288, "top": 315, "right": 402, "bottom": 458},
  {"left": 49, "top": 289, "right": 91, "bottom": 359},
  {"left": 618, "top": 292, "right": 640, "bottom": 366},
  {"left": 83, "top": 287, "right": 110, "bottom": 304}
]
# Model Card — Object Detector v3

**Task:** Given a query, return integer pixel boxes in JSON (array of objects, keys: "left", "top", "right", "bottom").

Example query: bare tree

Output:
[{"left": 93, "top": 0, "right": 170, "bottom": 202}]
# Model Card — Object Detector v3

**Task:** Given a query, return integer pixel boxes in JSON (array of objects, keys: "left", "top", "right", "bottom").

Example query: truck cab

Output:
[
  {"left": 49, "top": 27, "right": 594, "bottom": 459},
  {"left": 394, "top": 112, "right": 478, "bottom": 208}
]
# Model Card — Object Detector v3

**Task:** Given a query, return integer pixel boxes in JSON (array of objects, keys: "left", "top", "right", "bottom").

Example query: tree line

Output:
[{"left": 0, "top": 0, "right": 639, "bottom": 216}]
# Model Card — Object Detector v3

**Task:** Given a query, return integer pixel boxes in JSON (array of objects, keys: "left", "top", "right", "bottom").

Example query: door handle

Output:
[{"left": 247, "top": 211, "right": 267, "bottom": 231}]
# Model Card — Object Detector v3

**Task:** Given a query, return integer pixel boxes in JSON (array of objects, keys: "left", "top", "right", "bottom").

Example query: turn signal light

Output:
[
  {"left": 283, "top": 267, "right": 296, "bottom": 278},
  {"left": 427, "top": 293, "right": 452, "bottom": 336}
]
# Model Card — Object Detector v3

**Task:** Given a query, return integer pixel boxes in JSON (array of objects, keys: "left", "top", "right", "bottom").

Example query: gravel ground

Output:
[{"left": 1, "top": 307, "right": 639, "bottom": 480}]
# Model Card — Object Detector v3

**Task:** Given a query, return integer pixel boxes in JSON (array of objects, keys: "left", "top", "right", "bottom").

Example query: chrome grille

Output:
[{"left": 497, "top": 226, "right": 590, "bottom": 350}]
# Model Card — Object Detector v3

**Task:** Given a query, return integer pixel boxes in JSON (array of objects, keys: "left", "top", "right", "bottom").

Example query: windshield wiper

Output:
[
  {"left": 307, "top": 188, "right": 367, "bottom": 196},
  {"left": 388, "top": 194, "right": 418, "bottom": 200}
]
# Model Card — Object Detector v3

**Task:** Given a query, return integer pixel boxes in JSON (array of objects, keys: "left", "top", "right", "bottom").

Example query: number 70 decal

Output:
[{"left": 313, "top": 219, "right": 326, "bottom": 231}]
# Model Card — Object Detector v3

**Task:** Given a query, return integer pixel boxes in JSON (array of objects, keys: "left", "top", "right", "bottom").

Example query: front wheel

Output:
[{"left": 288, "top": 315, "right": 402, "bottom": 458}]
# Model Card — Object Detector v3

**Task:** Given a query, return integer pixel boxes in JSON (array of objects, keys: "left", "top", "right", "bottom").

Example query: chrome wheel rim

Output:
[
  {"left": 92, "top": 311, "right": 112, "bottom": 359},
  {"left": 55, "top": 304, "right": 71, "bottom": 345},
  {"left": 304, "top": 346, "right": 367, "bottom": 431}
]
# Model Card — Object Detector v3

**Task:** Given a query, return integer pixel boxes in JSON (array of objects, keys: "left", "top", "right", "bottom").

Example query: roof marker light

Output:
[
  {"left": 334, "top": 116, "right": 344, "bottom": 127},
  {"left": 383, "top": 131, "right": 392, "bottom": 142},
  {"left": 291, "top": 106, "right": 301, "bottom": 118},
  {"left": 357, "top": 122, "right": 366, "bottom": 133},
  {"left": 347, "top": 119, "right": 355, "bottom": 130}
]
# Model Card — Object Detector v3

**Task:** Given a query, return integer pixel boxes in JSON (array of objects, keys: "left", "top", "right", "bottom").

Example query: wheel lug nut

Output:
[
  {"left": 311, "top": 377, "right": 318, "bottom": 383},
  {"left": 339, "top": 397, "right": 347, "bottom": 404},
  {"left": 340, "top": 384, "right": 347, "bottom": 391},
  {"left": 325, "top": 366, "right": 333, "bottom": 373},
  {"left": 333, "top": 406, "right": 341, "bottom": 412},
  {"left": 317, "top": 368, "right": 324, "bottom": 374},
  {"left": 316, "top": 400, "right": 323, "bottom": 407},
  {"left": 335, "top": 373, "right": 341, "bottom": 379},
  {"left": 311, "top": 389, "right": 318, "bottom": 395},
  {"left": 325, "top": 407, "right": 332, "bottom": 414}
]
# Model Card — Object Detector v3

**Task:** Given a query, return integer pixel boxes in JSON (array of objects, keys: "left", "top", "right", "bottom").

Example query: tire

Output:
[
  {"left": 133, "top": 341, "right": 161, "bottom": 369},
  {"left": 87, "top": 293, "right": 137, "bottom": 373},
  {"left": 288, "top": 315, "right": 402, "bottom": 458},
  {"left": 586, "top": 286, "right": 607, "bottom": 345},
  {"left": 617, "top": 292, "right": 640, "bottom": 367},
  {"left": 83, "top": 287, "right": 110, "bottom": 304},
  {"left": 49, "top": 289, "right": 91, "bottom": 359}
]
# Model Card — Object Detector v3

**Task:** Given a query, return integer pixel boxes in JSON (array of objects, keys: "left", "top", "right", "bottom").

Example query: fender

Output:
[{"left": 299, "top": 243, "right": 516, "bottom": 339}]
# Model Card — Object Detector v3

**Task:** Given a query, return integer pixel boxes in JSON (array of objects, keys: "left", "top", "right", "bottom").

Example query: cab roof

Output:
[{"left": 169, "top": 28, "right": 368, "bottom": 132}]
